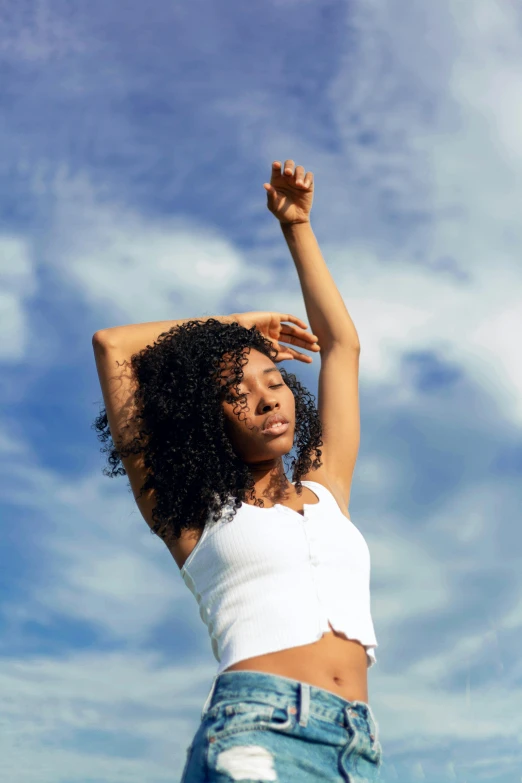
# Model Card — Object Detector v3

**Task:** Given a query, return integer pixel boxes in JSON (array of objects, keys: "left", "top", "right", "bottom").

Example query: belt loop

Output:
[
  {"left": 201, "top": 674, "right": 218, "bottom": 719},
  {"left": 298, "top": 682, "right": 311, "bottom": 727}
]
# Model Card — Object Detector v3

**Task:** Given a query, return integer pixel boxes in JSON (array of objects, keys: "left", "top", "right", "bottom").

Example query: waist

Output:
[{"left": 223, "top": 630, "right": 369, "bottom": 704}]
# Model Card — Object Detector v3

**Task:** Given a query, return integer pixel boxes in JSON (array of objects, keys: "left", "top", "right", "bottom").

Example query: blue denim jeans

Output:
[{"left": 180, "top": 669, "right": 383, "bottom": 782}]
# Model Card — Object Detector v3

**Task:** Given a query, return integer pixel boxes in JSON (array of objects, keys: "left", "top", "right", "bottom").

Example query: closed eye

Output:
[{"left": 236, "top": 383, "right": 284, "bottom": 397}]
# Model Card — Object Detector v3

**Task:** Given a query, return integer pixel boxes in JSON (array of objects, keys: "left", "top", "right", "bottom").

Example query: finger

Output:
[
  {"left": 283, "top": 159, "right": 295, "bottom": 176},
  {"left": 304, "top": 172, "right": 314, "bottom": 189},
  {"left": 280, "top": 318, "right": 319, "bottom": 342},
  {"left": 281, "top": 313, "right": 309, "bottom": 330},
  {"left": 280, "top": 337, "right": 321, "bottom": 354},
  {"left": 280, "top": 328, "right": 320, "bottom": 349},
  {"left": 286, "top": 346, "right": 313, "bottom": 363},
  {"left": 276, "top": 348, "right": 314, "bottom": 364},
  {"left": 295, "top": 165, "right": 306, "bottom": 185},
  {"left": 271, "top": 162, "right": 284, "bottom": 182},
  {"left": 278, "top": 328, "right": 319, "bottom": 352}
]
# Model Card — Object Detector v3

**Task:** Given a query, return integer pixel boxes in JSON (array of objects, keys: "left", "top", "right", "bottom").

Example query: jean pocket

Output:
[{"left": 207, "top": 701, "right": 293, "bottom": 741}]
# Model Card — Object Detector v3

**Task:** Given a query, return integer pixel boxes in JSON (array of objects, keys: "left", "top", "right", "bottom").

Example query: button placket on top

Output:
[
  {"left": 302, "top": 512, "right": 327, "bottom": 635},
  {"left": 275, "top": 504, "right": 326, "bottom": 635}
]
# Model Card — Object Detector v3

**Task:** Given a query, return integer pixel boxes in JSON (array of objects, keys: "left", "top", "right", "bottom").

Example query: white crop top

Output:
[{"left": 180, "top": 480, "right": 378, "bottom": 675}]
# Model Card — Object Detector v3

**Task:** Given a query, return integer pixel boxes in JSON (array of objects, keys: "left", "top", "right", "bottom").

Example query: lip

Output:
[
  {"left": 262, "top": 421, "right": 290, "bottom": 436},
  {"left": 262, "top": 414, "right": 289, "bottom": 431}
]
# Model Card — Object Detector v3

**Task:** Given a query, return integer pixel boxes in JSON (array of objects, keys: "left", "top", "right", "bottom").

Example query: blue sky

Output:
[{"left": 1, "top": 1, "right": 521, "bottom": 781}]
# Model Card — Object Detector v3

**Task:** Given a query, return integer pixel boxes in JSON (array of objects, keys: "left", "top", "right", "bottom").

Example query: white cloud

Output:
[
  {"left": 0, "top": 650, "right": 212, "bottom": 783},
  {"left": 43, "top": 172, "right": 263, "bottom": 329}
]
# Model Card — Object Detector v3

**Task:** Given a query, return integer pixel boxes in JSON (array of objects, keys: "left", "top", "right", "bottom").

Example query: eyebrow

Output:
[{"left": 241, "top": 367, "right": 280, "bottom": 383}]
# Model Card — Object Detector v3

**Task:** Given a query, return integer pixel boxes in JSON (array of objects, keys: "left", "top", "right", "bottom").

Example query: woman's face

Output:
[{"left": 220, "top": 348, "right": 296, "bottom": 466}]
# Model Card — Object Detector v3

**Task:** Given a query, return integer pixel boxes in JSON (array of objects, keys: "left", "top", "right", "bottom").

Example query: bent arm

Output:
[
  {"left": 92, "top": 314, "right": 237, "bottom": 357},
  {"left": 92, "top": 314, "right": 236, "bottom": 533},
  {"left": 92, "top": 313, "right": 236, "bottom": 452}
]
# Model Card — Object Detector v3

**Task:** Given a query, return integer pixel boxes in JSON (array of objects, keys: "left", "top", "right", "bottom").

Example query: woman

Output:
[{"left": 92, "top": 160, "right": 382, "bottom": 781}]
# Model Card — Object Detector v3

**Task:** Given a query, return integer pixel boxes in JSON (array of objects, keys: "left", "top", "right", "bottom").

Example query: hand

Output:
[
  {"left": 232, "top": 311, "right": 320, "bottom": 363},
  {"left": 263, "top": 160, "right": 314, "bottom": 225}
]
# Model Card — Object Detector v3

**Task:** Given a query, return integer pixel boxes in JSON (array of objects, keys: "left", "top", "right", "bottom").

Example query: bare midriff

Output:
[{"left": 222, "top": 621, "right": 369, "bottom": 705}]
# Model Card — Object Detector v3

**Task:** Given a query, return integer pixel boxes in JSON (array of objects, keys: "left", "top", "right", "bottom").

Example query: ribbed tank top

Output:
[{"left": 181, "top": 480, "right": 378, "bottom": 674}]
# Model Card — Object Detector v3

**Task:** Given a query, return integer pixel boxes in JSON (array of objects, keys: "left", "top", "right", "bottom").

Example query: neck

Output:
[{"left": 245, "top": 459, "right": 293, "bottom": 505}]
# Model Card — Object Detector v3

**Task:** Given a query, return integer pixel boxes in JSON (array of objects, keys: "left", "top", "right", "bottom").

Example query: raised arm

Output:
[
  {"left": 265, "top": 159, "right": 361, "bottom": 511},
  {"left": 264, "top": 160, "right": 360, "bottom": 351}
]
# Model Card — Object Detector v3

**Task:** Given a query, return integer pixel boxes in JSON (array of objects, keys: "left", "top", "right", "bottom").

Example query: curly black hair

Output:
[{"left": 93, "top": 318, "right": 323, "bottom": 543}]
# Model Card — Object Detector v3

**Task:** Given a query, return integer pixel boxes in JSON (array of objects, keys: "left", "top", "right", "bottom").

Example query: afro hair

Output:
[{"left": 93, "top": 318, "right": 323, "bottom": 543}]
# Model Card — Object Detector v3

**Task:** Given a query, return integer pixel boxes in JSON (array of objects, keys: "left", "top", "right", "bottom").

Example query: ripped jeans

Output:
[{"left": 179, "top": 670, "right": 383, "bottom": 782}]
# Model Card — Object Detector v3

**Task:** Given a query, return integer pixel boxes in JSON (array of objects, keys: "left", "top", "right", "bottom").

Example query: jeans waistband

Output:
[{"left": 200, "top": 669, "right": 373, "bottom": 731}]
